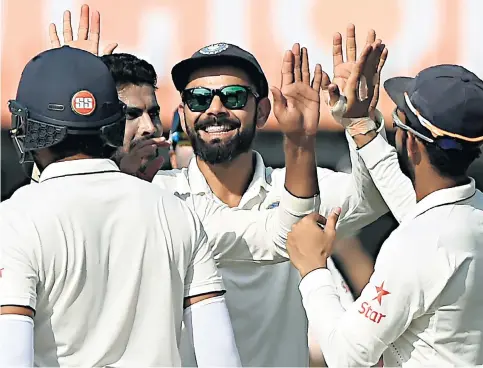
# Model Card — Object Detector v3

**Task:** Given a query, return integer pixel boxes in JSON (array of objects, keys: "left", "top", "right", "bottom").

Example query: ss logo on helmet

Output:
[{"left": 71, "top": 90, "right": 96, "bottom": 116}]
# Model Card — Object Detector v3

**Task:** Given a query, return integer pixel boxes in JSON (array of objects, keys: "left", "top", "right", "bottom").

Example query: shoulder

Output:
[{"left": 152, "top": 168, "right": 189, "bottom": 192}]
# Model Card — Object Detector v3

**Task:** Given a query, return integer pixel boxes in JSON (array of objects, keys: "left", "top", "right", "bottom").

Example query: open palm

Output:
[
  {"left": 329, "top": 24, "right": 388, "bottom": 118},
  {"left": 49, "top": 4, "right": 118, "bottom": 56},
  {"left": 271, "top": 44, "right": 323, "bottom": 137}
]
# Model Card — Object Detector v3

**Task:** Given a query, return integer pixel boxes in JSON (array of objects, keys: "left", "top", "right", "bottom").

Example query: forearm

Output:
[
  {"left": 0, "top": 314, "right": 34, "bottom": 367},
  {"left": 300, "top": 270, "right": 381, "bottom": 367},
  {"left": 284, "top": 135, "right": 318, "bottom": 198},
  {"left": 183, "top": 295, "right": 241, "bottom": 367}
]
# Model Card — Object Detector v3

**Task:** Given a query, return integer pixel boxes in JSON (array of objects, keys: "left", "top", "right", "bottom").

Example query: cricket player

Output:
[
  {"left": 157, "top": 40, "right": 389, "bottom": 367},
  {"left": 287, "top": 64, "right": 483, "bottom": 367},
  {"left": 0, "top": 46, "right": 310, "bottom": 367}
]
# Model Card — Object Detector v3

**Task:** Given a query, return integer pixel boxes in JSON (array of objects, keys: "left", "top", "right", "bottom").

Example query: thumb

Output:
[
  {"left": 270, "top": 86, "right": 287, "bottom": 118},
  {"left": 102, "top": 43, "right": 118, "bottom": 55},
  {"left": 325, "top": 207, "right": 341, "bottom": 233},
  {"left": 328, "top": 84, "right": 341, "bottom": 107}
]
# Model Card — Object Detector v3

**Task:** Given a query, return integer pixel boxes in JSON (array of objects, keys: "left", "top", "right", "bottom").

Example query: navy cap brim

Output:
[
  {"left": 171, "top": 55, "right": 268, "bottom": 97},
  {"left": 384, "top": 76, "right": 424, "bottom": 128},
  {"left": 384, "top": 77, "right": 415, "bottom": 113}
]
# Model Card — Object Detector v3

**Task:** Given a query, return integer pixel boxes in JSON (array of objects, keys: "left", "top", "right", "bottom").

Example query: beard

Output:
[
  {"left": 396, "top": 133, "right": 415, "bottom": 183},
  {"left": 184, "top": 114, "right": 256, "bottom": 165}
]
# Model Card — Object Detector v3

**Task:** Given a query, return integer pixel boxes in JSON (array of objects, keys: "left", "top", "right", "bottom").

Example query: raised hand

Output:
[
  {"left": 117, "top": 137, "right": 170, "bottom": 182},
  {"left": 271, "top": 43, "right": 324, "bottom": 139},
  {"left": 49, "top": 4, "right": 118, "bottom": 56},
  {"left": 329, "top": 24, "right": 388, "bottom": 119},
  {"left": 286, "top": 209, "right": 341, "bottom": 278}
]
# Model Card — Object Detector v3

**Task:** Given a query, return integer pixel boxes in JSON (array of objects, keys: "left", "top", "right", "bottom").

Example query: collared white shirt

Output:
[
  {"left": 153, "top": 148, "right": 388, "bottom": 367},
  {"left": 0, "top": 159, "right": 226, "bottom": 367},
  {"left": 301, "top": 176, "right": 483, "bottom": 367}
]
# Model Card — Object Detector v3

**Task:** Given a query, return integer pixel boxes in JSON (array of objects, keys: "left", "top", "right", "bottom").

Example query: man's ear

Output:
[
  {"left": 407, "top": 132, "right": 422, "bottom": 165},
  {"left": 177, "top": 103, "right": 187, "bottom": 133},
  {"left": 255, "top": 97, "right": 271, "bottom": 129}
]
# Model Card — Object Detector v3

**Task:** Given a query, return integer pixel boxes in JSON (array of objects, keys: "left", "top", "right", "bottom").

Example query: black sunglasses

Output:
[{"left": 181, "top": 85, "right": 259, "bottom": 112}]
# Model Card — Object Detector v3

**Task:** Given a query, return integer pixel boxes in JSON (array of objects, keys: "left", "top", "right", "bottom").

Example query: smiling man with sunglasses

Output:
[
  {"left": 148, "top": 40, "right": 390, "bottom": 367},
  {"left": 286, "top": 64, "right": 483, "bottom": 367}
]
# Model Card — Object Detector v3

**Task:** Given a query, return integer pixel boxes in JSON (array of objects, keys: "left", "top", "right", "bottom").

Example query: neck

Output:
[
  {"left": 413, "top": 170, "right": 469, "bottom": 202},
  {"left": 196, "top": 151, "right": 255, "bottom": 207},
  {"left": 59, "top": 153, "right": 93, "bottom": 162}
]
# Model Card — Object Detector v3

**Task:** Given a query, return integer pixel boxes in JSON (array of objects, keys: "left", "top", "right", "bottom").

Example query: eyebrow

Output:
[{"left": 126, "top": 105, "right": 160, "bottom": 115}]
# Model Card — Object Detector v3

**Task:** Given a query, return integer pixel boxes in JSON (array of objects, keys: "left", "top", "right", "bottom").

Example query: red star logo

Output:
[{"left": 372, "top": 281, "right": 390, "bottom": 305}]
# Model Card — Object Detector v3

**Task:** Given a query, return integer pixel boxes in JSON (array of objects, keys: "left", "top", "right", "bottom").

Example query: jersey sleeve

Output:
[
  {"left": 0, "top": 217, "right": 39, "bottom": 311},
  {"left": 182, "top": 189, "right": 318, "bottom": 263},
  {"left": 299, "top": 235, "right": 426, "bottom": 367},
  {"left": 357, "top": 133, "right": 416, "bottom": 223},
  {"left": 316, "top": 115, "right": 391, "bottom": 239},
  {"left": 181, "top": 204, "right": 225, "bottom": 299}
]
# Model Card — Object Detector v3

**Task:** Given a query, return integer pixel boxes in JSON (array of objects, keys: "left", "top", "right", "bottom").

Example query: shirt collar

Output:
[
  {"left": 39, "top": 159, "right": 120, "bottom": 183},
  {"left": 403, "top": 178, "right": 477, "bottom": 222},
  {"left": 186, "top": 151, "right": 271, "bottom": 196}
]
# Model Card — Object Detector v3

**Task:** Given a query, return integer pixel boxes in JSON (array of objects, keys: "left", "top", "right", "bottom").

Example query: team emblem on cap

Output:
[
  {"left": 199, "top": 43, "right": 229, "bottom": 55},
  {"left": 71, "top": 90, "right": 96, "bottom": 116}
]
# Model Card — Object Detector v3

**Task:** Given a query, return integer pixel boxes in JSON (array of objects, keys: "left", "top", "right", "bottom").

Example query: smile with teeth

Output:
[{"left": 202, "top": 124, "right": 238, "bottom": 133}]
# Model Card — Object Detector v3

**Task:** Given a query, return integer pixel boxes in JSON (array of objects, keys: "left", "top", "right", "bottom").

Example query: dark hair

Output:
[
  {"left": 101, "top": 53, "right": 157, "bottom": 89},
  {"left": 47, "top": 134, "right": 117, "bottom": 161},
  {"left": 403, "top": 111, "right": 482, "bottom": 178},
  {"left": 425, "top": 143, "right": 481, "bottom": 178}
]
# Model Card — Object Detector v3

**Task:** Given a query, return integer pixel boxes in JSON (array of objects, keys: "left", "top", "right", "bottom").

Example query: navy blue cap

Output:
[
  {"left": 384, "top": 64, "right": 483, "bottom": 147},
  {"left": 15, "top": 46, "right": 123, "bottom": 130},
  {"left": 171, "top": 42, "right": 268, "bottom": 98}
]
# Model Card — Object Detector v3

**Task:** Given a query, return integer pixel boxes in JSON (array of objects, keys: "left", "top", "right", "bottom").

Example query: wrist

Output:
[
  {"left": 284, "top": 134, "right": 316, "bottom": 151},
  {"left": 300, "top": 264, "right": 328, "bottom": 279}
]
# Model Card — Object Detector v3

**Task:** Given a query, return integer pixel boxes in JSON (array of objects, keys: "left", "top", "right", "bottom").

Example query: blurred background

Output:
[{"left": 2, "top": 0, "right": 483, "bottom": 294}]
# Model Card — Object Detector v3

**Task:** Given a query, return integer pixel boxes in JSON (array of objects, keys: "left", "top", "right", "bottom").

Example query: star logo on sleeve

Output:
[{"left": 372, "top": 281, "right": 390, "bottom": 305}]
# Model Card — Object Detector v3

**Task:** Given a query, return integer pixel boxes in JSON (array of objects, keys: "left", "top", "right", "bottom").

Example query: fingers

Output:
[
  {"left": 325, "top": 207, "right": 341, "bottom": 236},
  {"left": 129, "top": 137, "right": 165, "bottom": 152},
  {"left": 301, "top": 47, "right": 311, "bottom": 85},
  {"left": 328, "top": 84, "right": 341, "bottom": 107},
  {"left": 311, "top": 64, "right": 323, "bottom": 92},
  {"left": 377, "top": 47, "right": 388, "bottom": 74},
  {"left": 332, "top": 32, "right": 344, "bottom": 67},
  {"left": 62, "top": 10, "right": 73, "bottom": 42},
  {"left": 88, "top": 9, "right": 100, "bottom": 48},
  {"left": 292, "top": 43, "right": 302, "bottom": 82},
  {"left": 346, "top": 44, "right": 372, "bottom": 91},
  {"left": 321, "top": 71, "right": 331, "bottom": 91},
  {"left": 49, "top": 23, "right": 61, "bottom": 48},
  {"left": 77, "top": 4, "right": 90, "bottom": 40},
  {"left": 270, "top": 86, "right": 287, "bottom": 119},
  {"left": 366, "top": 29, "right": 376, "bottom": 46},
  {"left": 280, "top": 50, "right": 294, "bottom": 87},
  {"left": 103, "top": 43, "right": 119, "bottom": 55},
  {"left": 346, "top": 24, "right": 357, "bottom": 63},
  {"left": 304, "top": 212, "right": 327, "bottom": 225}
]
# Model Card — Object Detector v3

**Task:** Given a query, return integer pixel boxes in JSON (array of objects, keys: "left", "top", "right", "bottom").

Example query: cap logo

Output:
[
  {"left": 71, "top": 90, "right": 96, "bottom": 116},
  {"left": 199, "top": 43, "right": 229, "bottom": 55}
]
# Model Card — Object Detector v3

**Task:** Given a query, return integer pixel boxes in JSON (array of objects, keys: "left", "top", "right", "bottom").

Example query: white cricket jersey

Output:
[
  {"left": 300, "top": 178, "right": 483, "bottom": 367},
  {"left": 0, "top": 159, "right": 226, "bottom": 367},
  {"left": 153, "top": 147, "right": 390, "bottom": 367}
]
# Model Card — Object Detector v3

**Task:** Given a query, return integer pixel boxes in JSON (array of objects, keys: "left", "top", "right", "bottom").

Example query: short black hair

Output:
[
  {"left": 47, "top": 134, "right": 117, "bottom": 161},
  {"left": 403, "top": 111, "right": 482, "bottom": 178},
  {"left": 425, "top": 143, "right": 481, "bottom": 178},
  {"left": 101, "top": 53, "right": 157, "bottom": 89}
]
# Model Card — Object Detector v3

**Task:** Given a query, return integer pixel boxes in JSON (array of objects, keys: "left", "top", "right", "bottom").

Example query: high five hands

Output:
[{"left": 271, "top": 43, "right": 328, "bottom": 141}]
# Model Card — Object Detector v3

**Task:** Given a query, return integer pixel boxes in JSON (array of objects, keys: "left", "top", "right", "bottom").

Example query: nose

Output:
[
  {"left": 138, "top": 112, "right": 157, "bottom": 137},
  {"left": 205, "top": 95, "right": 228, "bottom": 117}
]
